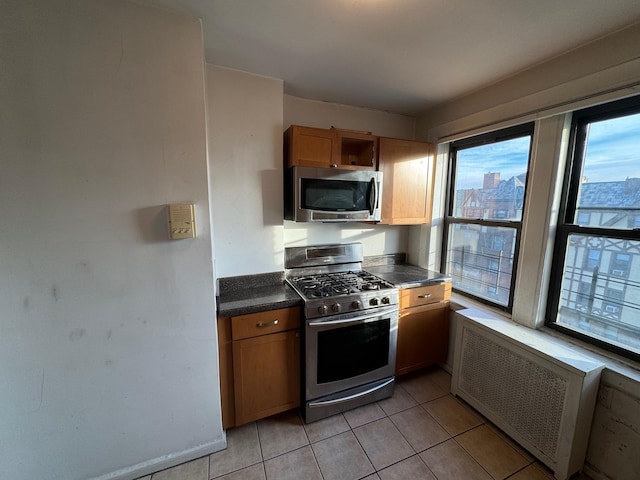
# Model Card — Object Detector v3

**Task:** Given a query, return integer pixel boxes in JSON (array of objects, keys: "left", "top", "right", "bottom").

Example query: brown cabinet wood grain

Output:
[
  {"left": 218, "top": 306, "right": 301, "bottom": 428},
  {"left": 399, "top": 282, "right": 452, "bottom": 309},
  {"left": 395, "top": 282, "right": 450, "bottom": 376},
  {"left": 285, "top": 125, "right": 376, "bottom": 170},
  {"left": 233, "top": 329, "right": 300, "bottom": 425},
  {"left": 231, "top": 307, "right": 300, "bottom": 341},
  {"left": 217, "top": 316, "right": 235, "bottom": 429},
  {"left": 336, "top": 129, "right": 376, "bottom": 169},
  {"left": 285, "top": 125, "right": 338, "bottom": 168},
  {"left": 378, "top": 137, "right": 434, "bottom": 225}
]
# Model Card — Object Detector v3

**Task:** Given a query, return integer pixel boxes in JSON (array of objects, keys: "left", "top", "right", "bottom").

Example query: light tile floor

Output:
[{"left": 138, "top": 367, "right": 593, "bottom": 480}]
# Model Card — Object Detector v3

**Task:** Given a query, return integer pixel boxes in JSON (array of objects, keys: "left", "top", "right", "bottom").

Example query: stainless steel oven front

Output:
[{"left": 304, "top": 305, "right": 398, "bottom": 422}]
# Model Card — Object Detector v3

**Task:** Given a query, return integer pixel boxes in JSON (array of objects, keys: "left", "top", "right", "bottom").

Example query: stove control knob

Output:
[
  {"left": 331, "top": 303, "right": 341, "bottom": 313},
  {"left": 351, "top": 300, "right": 361, "bottom": 309},
  {"left": 381, "top": 297, "right": 390, "bottom": 305},
  {"left": 369, "top": 298, "right": 379, "bottom": 306},
  {"left": 318, "top": 305, "right": 328, "bottom": 315}
]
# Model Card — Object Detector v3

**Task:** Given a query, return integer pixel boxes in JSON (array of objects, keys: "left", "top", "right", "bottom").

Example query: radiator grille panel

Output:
[{"left": 459, "top": 328, "right": 567, "bottom": 458}]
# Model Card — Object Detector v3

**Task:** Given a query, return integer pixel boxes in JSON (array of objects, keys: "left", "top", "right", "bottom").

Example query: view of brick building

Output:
[
  {"left": 558, "top": 177, "right": 640, "bottom": 350},
  {"left": 450, "top": 173, "right": 640, "bottom": 350}
]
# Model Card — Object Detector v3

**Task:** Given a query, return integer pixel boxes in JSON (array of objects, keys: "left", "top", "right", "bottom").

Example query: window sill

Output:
[{"left": 450, "top": 293, "right": 640, "bottom": 397}]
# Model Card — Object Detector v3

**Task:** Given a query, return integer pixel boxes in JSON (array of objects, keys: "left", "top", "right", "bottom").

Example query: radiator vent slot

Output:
[
  {"left": 452, "top": 308, "right": 605, "bottom": 480},
  {"left": 459, "top": 329, "right": 566, "bottom": 457}
]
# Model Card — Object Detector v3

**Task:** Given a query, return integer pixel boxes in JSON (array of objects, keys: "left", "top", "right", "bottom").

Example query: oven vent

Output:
[{"left": 451, "top": 308, "right": 605, "bottom": 480}]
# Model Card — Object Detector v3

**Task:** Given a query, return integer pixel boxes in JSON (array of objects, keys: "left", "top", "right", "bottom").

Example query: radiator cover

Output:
[{"left": 451, "top": 308, "right": 605, "bottom": 480}]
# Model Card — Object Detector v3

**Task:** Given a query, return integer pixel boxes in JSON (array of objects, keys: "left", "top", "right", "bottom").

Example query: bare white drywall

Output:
[
  {"left": 206, "top": 65, "right": 285, "bottom": 277},
  {"left": 284, "top": 95, "right": 416, "bottom": 138},
  {"left": 0, "top": 2, "right": 223, "bottom": 479}
]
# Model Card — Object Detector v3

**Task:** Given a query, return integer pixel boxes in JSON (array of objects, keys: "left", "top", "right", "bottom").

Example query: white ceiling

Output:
[{"left": 149, "top": 0, "right": 640, "bottom": 116}]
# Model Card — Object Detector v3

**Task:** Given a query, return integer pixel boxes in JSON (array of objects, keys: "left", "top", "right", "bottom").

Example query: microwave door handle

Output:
[{"left": 368, "top": 177, "right": 377, "bottom": 216}]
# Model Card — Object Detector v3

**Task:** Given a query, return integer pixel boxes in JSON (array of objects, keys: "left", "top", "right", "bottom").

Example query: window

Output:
[
  {"left": 584, "top": 248, "right": 601, "bottom": 270},
  {"left": 547, "top": 96, "right": 640, "bottom": 361},
  {"left": 577, "top": 211, "right": 591, "bottom": 225},
  {"left": 603, "top": 288, "right": 624, "bottom": 318},
  {"left": 610, "top": 253, "right": 631, "bottom": 277},
  {"left": 442, "top": 123, "right": 533, "bottom": 311}
]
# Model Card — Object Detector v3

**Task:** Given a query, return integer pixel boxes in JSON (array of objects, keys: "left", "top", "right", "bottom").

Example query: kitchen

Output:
[{"left": 2, "top": 2, "right": 640, "bottom": 480}]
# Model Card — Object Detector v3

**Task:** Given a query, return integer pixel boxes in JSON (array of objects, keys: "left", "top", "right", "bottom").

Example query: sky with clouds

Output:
[
  {"left": 454, "top": 112, "right": 639, "bottom": 190},
  {"left": 583, "top": 112, "right": 640, "bottom": 183},
  {"left": 455, "top": 136, "right": 530, "bottom": 190}
]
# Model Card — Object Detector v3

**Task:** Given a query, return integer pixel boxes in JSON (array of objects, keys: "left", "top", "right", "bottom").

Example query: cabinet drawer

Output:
[
  {"left": 232, "top": 307, "right": 300, "bottom": 341},
  {"left": 400, "top": 282, "right": 451, "bottom": 309}
]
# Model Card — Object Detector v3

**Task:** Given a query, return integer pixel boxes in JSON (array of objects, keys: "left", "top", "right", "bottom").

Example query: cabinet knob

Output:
[
  {"left": 418, "top": 294, "right": 432, "bottom": 299},
  {"left": 330, "top": 164, "right": 338, "bottom": 168}
]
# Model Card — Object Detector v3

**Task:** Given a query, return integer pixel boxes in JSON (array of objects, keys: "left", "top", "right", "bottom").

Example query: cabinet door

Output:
[
  {"left": 378, "top": 137, "right": 434, "bottom": 225},
  {"left": 286, "top": 125, "right": 338, "bottom": 168},
  {"left": 395, "top": 302, "right": 449, "bottom": 376},
  {"left": 233, "top": 330, "right": 301, "bottom": 426}
]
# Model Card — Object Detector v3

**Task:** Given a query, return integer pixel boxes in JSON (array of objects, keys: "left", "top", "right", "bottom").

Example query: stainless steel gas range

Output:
[{"left": 285, "top": 243, "right": 399, "bottom": 423}]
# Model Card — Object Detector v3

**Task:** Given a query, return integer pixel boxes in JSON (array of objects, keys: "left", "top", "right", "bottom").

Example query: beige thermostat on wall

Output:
[{"left": 167, "top": 204, "right": 196, "bottom": 239}]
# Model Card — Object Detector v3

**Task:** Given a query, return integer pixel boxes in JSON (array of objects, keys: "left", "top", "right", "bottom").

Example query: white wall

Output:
[
  {"left": 0, "top": 2, "right": 223, "bottom": 479},
  {"left": 283, "top": 95, "right": 416, "bottom": 257},
  {"left": 284, "top": 95, "right": 416, "bottom": 138},
  {"left": 207, "top": 66, "right": 284, "bottom": 277}
]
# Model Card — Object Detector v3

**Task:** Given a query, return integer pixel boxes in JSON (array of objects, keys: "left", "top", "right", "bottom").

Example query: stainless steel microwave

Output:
[{"left": 284, "top": 166, "right": 383, "bottom": 222}]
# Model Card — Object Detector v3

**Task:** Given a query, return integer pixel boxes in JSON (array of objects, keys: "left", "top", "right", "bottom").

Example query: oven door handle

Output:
[
  {"left": 307, "top": 306, "right": 397, "bottom": 327},
  {"left": 308, "top": 378, "right": 394, "bottom": 408}
]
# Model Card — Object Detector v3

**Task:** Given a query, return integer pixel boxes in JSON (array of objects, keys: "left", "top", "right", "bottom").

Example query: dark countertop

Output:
[
  {"left": 365, "top": 264, "right": 451, "bottom": 289},
  {"left": 216, "top": 271, "right": 302, "bottom": 317},
  {"left": 216, "top": 259, "right": 451, "bottom": 317},
  {"left": 217, "top": 283, "right": 302, "bottom": 318}
]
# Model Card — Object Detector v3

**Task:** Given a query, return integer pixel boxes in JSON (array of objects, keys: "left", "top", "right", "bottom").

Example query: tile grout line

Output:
[{"left": 295, "top": 409, "right": 326, "bottom": 480}]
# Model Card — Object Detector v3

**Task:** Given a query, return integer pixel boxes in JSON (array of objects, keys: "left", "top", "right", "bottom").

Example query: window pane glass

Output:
[
  {"left": 555, "top": 233, "right": 640, "bottom": 355},
  {"left": 444, "top": 223, "right": 517, "bottom": 307},
  {"left": 575, "top": 112, "right": 640, "bottom": 229},
  {"left": 453, "top": 136, "right": 531, "bottom": 221}
]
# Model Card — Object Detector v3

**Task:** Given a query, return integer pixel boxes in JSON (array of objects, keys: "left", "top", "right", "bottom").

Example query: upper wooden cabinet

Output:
[
  {"left": 285, "top": 125, "right": 339, "bottom": 168},
  {"left": 336, "top": 129, "right": 376, "bottom": 169},
  {"left": 378, "top": 137, "right": 435, "bottom": 225},
  {"left": 285, "top": 125, "right": 376, "bottom": 170}
]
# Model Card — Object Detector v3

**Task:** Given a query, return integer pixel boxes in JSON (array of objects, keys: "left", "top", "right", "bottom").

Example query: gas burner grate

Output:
[{"left": 290, "top": 270, "right": 393, "bottom": 300}]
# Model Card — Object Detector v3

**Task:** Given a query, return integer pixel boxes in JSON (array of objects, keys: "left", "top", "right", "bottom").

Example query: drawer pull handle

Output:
[
  {"left": 257, "top": 319, "right": 279, "bottom": 328},
  {"left": 418, "top": 294, "right": 432, "bottom": 299}
]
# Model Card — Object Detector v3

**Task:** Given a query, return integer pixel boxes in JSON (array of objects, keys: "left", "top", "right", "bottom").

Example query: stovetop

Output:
[
  {"left": 286, "top": 270, "right": 398, "bottom": 319},
  {"left": 284, "top": 243, "right": 399, "bottom": 319},
  {"left": 289, "top": 270, "right": 395, "bottom": 300}
]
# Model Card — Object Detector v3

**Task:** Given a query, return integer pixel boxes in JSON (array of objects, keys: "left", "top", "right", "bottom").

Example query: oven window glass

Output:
[
  {"left": 301, "top": 178, "right": 371, "bottom": 212},
  {"left": 317, "top": 318, "right": 390, "bottom": 384}
]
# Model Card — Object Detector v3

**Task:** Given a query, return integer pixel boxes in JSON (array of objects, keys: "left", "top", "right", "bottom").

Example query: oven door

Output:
[{"left": 305, "top": 305, "right": 398, "bottom": 400}]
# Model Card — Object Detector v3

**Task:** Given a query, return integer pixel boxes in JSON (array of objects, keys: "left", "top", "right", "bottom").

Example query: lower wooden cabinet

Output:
[
  {"left": 395, "top": 283, "right": 451, "bottom": 376},
  {"left": 233, "top": 329, "right": 300, "bottom": 425},
  {"left": 218, "top": 306, "right": 301, "bottom": 428}
]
